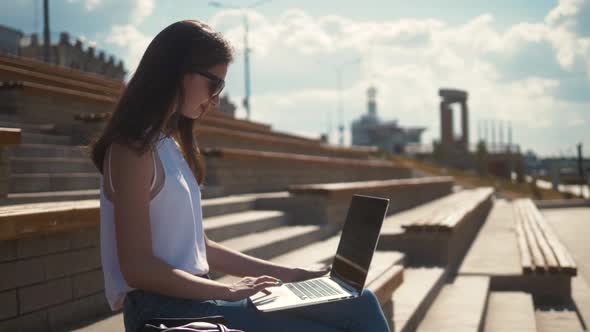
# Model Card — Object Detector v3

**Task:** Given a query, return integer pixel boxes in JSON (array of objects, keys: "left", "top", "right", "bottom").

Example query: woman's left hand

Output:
[{"left": 280, "top": 265, "right": 331, "bottom": 283}]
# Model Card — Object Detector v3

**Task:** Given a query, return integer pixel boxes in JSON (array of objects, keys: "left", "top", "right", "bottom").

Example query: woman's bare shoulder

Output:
[{"left": 109, "top": 141, "right": 155, "bottom": 195}]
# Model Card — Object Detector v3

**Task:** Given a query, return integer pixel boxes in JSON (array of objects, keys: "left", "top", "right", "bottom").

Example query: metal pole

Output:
[
  {"left": 337, "top": 69, "right": 344, "bottom": 146},
  {"left": 43, "top": 0, "right": 50, "bottom": 62},
  {"left": 243, "top": 13, "right": 251, "bottom": 120},
  {"left": 577, "top": 143, "right": 586, "bottom": 196}
]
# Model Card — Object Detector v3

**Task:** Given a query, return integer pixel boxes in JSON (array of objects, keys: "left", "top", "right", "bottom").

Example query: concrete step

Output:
[
  {"left": 0, "top": 189, "right": 99, "bottom": 205},
  {"left": 10, "top": 156, "right": 97, "bottom": 174},
  {"left": 201, "top": 195, "right": 258, "bottom": 218},
  {"left": 204, "top": 210, "right": 288, "bottom": 242},
  {"left": 216, "top": 235, "right": 406, "bottom": 285},
  {"left": 217, "top": 224, "right": 335, "bottom": 263},
  {"left": 21, "top": 132, "right": 71, "bottom": 145},
  {"left": 484, "top": 291, "right": 537, "bottom": 332},
  {"left": 458, "top": 199, "right": 522, "bottom": 276},
  {"left": 417, "top": 276, "right": 490, "bottom": 332},
  {"left": 6, "top": 144, "right": 88, "bottom": 158},
  {"left": 391, "top": 267, "right": 447, "bottom": 332},
  {"left": 535, "top": 304, "right": 584, "bottom": 331},
  {"left": 73, "top": 251, "right": 405, "bottom": 332},
  {"left": 10, "top": 173, "right": 100, "bottom": 193}
]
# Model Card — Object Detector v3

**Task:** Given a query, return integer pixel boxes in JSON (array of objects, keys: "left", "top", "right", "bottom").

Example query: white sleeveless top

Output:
[{"left": 99, "top": 131, "right": 209, "bottom": 311}]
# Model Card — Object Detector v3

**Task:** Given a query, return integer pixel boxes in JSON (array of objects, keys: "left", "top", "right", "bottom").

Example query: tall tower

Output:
[{"left": 367, "top": 86, "right": 377, "bottom": 120}]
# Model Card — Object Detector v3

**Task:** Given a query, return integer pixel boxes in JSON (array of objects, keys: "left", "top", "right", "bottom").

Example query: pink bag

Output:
[{"left": 139, "top": 316, "right": 244, "bottom": 332}]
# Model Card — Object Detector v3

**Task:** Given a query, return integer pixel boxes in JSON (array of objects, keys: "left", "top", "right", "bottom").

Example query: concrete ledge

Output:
[
  {"left": 0, "top": 53, "right": 123, "bottom": 91},
  {"left": 0, "top": 199, "right": 98, "bottom": 241},
  {"left": 196, "top": 125, "right": 374, "bottom": 160},
  {"left": 289, "top": 176, "right": 453, "bottom": 194},
  {"left": 534, "top": 199, "right": 590, "bottom": 209},
  {"left": 379, "top": 188, "right": 494, "bottom": 268},
  {"left": 202, "top": 148, "right": 411, "bottom": 197},
  {"left": 489, "top": 275, "right": 572, "bottom": 304},
  {"left": 0, "top": 81, "right": 115, "bottom": 106},
  {"left": 0, "top": 127, "right": 21, "bottom": 146},
  {"left": 272, "top": 177, "right": 454, "bottom": 227},
  {"left": 203, "top": 147, "right": 395, "bottom": 167},
  {"left": 0, "top": 64, "right": 121, "bottom": 98}
]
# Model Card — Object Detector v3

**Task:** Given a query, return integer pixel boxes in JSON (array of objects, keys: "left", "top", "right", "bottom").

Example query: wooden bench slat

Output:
[
  {"left": 0, "top": 199, "right": 99, "bottom": 240},
  {"left": 527, "top": 200, "right": 578, "bottom": 275},
  {"left": 514, "top": 208, "right": 534, "bottom": 274},
  {"left": 516, "top": 202, "right": 548, "bottom": 273},
  {"left": 402, "top": 190, "right": 469, "bottom": 229},
  {"left": 522, "top": 201, "right": 560, "bottom": 273},
  {"left": 0, "top": 127, "right": 21, "bottom": 146},
  {"left": 402, "top": 188, "right": 493, "bottom": 231}
]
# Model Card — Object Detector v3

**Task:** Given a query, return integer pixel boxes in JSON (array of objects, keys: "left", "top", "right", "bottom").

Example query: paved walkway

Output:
[
  {"left": 542, "top": 207, "right": 590, "bottom": 331},
  {"left": 459, "top": 199, "right": 521, "bottom": 276},
  {"left": 542, "top": 207, "right": 590, "bottom": 283}
]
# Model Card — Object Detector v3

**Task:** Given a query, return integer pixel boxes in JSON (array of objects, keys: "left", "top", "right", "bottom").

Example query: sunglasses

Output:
[{"left": 192, "top": 69, "right": 225, "bottom": 98}]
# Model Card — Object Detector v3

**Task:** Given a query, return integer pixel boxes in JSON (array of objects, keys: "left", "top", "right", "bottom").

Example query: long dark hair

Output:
[{"left": 89, "top": 20, "right": 234, "bottom": 185}]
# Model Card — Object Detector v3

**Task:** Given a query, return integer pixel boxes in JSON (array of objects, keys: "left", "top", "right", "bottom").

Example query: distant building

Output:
[
  {"left": 19, "top": 31, "right": 126, "bottom": 80},
  {"left": 351, "top": 86, "right": 425, "bottom": 154},
  {"left": 0, "top": 24, "right": 23, "bottom": 55}
]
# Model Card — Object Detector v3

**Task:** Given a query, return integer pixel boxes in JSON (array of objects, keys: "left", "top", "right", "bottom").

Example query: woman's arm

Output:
[
  {"left": 110, "top": 143, "right": 278, "bottom": 301},
  {"left": 205, "top": 235, "right": 291, "bottom": 278},
  {"left": 205, "top": 235, "right": 330, "bottom": 282}
]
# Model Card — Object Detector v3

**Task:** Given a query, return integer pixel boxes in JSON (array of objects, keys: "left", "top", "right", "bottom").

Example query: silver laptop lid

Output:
[{"left": 330, "top": 194, "right": 390, "bottom": 293}]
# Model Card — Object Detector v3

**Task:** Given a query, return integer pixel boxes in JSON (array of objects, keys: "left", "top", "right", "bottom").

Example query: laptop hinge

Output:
[{"left": 332, "top": 275, "right": 359, "bottom": 295}]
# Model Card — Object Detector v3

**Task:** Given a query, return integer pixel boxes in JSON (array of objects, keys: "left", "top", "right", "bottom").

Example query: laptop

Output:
[{"left": 249, "top": 194, "right": 390, "bottom": 312}]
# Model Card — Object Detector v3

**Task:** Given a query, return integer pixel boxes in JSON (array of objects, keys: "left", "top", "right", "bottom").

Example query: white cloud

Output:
[
  {"left": 545, "top": 0, "right": 585, "bottom": 25},
  {"left": 130, "top": 0, "right": 155, "bottom": 25},
  {"left": 206, "top": 3, "right": 590, "bottom": 156},
  {"left": 105, "top": 24, "right": 150, "bottom": 74},
  {"left": 67, "top": 0, "right": 101, "bottom": 11}
]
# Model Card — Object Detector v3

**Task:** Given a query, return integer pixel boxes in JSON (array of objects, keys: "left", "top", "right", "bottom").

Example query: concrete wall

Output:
[
  {"left": 202, "top": 156, "right": 412, "bottom": 198},
  {"left": 0, "top": 226, "right": 110, "bottom": 331}
]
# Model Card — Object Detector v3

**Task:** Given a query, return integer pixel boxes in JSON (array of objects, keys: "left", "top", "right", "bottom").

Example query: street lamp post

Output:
[
  {"left": 209, "top": 0, "right": 272, "bottom": 120},
  {"left": 331, "top": 57, "right": 362, "bottom": 146}
]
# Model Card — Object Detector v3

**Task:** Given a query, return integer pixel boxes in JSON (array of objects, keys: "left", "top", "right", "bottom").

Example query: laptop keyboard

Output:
[{"left": 285, "top": 279, "right": 345, "bottom": 300}]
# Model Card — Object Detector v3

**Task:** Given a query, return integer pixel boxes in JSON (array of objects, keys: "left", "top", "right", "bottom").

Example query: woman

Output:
[{"left": 90, "top": 19, "right": 390, "bottom": 332}]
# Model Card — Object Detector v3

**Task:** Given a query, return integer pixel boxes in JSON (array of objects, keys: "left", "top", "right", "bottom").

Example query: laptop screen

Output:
[{"left": 330, "top": 194, "right": 390, "bottom": 293}]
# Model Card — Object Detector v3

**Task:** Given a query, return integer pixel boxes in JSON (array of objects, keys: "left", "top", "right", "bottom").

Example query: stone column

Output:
[
  {"left": 460, "top": 100, "right": 469, "bottom": 151},
  {"left": 440, "top": 101, "right": 453, "bottom": 149}
]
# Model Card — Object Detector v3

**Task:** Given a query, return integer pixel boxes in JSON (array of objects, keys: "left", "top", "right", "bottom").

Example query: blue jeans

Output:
[{"left": 123, "top": 287, "right": 391, "bottom": 332}]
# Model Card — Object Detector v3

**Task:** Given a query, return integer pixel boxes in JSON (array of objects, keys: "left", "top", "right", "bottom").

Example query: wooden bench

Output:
[
  {"left": 254, "top": 177, "right": 453, "bottom": 227},
  {"left": 0, "top": 199, "right": 98, "bottom": 240},
  {"left": 513, "top": 199, "right": 577, "bottom": 276},
  {"left": 0, "top": 127, "right": 21, "bottom": 146},
  {"left": 401, "top": 187, "right": 494, "bottom": 232},
  {"left": 379, "top": 187, "right": 495, "bottom": 267}
]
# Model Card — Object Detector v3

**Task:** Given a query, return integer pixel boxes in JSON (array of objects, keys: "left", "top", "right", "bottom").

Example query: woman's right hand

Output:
[{"left": 223, "top": 275, "right": 282, "bottom": 301}]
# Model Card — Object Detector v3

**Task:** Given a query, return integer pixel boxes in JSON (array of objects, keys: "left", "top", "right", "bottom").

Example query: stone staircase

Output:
[{"left": 0, "top": 120, "right": 99, "bottom": 205}]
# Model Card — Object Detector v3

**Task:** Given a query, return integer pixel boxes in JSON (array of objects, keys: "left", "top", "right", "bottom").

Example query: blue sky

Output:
[{"left": 2, "top": 0, "right": 590, "bottom": 157}]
